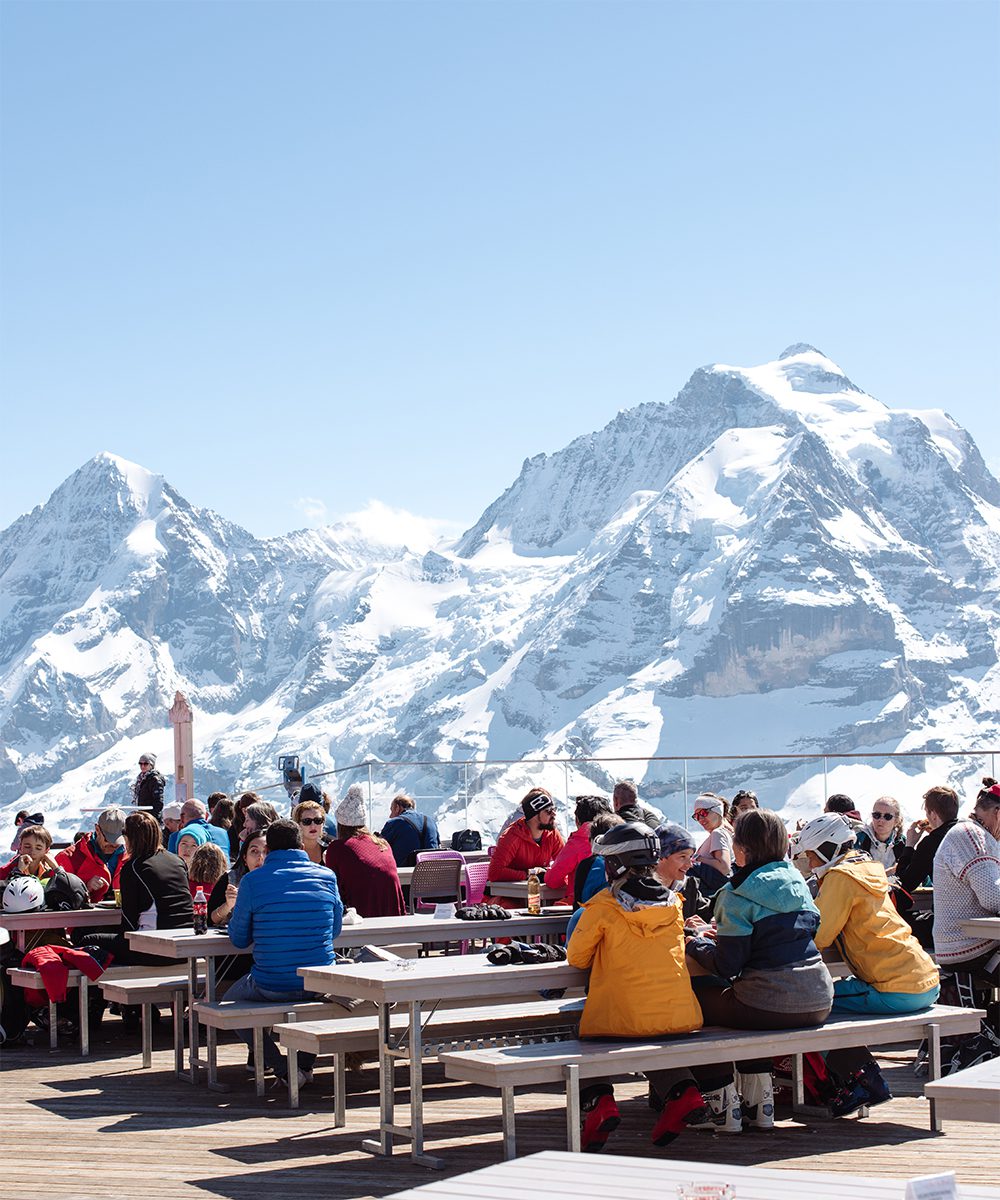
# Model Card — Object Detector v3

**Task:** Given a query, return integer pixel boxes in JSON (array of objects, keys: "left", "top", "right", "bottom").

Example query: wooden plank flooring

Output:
[{"left": 1, "top": 1019, "right": 997, "bottom": 1199}]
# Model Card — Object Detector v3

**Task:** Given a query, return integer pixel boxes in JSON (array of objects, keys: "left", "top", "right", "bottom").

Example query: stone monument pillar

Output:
[{"left": 169, "top": 690, "right": 194, "bottom": 803}]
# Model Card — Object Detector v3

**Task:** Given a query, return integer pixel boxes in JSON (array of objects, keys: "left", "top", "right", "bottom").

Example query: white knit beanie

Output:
[{"left": 336, "top": 784, "right": 367, "bottom": 827}]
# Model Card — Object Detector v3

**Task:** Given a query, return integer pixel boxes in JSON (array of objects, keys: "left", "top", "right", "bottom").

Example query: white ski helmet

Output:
[
  {"left": 2, "top": 875, "right": 46, "bottom": 913},
  {"left": 793, "top": 814, "right": 856, "bottom": 877}
]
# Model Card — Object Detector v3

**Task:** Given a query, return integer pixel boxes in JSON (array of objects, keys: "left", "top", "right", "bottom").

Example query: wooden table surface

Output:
[
  {"left": 960, "top": 916, "right": 1000, "bottom": 939},
  {"left": 128, "top": 908, "right": 569, "bottom": 961},
  {"left": 384, "top": 1149, "right": 1000, "bottom": 1199},
  {"left": 0, "top": 906, "right": 121, "bottom": 949}
]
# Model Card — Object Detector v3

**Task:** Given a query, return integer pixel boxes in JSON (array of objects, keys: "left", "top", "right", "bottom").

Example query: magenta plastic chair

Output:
[{"left": 463, "top": 861, "right": 491, "bottom": 906}]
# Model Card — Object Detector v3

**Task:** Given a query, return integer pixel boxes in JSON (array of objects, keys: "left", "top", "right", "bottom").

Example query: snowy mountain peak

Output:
[{"left": 778, "top": 343, "right": 825, "bottom": 360}]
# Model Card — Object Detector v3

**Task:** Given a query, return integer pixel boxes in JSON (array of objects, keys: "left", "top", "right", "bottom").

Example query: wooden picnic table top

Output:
[
  {"left": 0, "top": 906, "right": 122, "bottom": 949},
  {"left": 301, "top": 953, "right": 587, "bottom": 1004},
  {"left": 486, "top": 879, "right": 567, "bottom": 902},
  {"left": 127, "top": 907, "right": 570, "bottom": 960},
  {"left": 384, "top": 1149, "right": 1000, "bottom": 1199}
]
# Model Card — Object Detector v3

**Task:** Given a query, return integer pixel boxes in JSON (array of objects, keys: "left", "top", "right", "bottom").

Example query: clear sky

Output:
[{"left": 1, "top": 0, "right": 997, "bottom": 539}]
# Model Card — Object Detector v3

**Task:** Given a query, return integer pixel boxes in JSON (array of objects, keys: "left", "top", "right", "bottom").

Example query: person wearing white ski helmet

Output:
[{"left": 792, "top": 813, "right": 857, "bottom": 879}]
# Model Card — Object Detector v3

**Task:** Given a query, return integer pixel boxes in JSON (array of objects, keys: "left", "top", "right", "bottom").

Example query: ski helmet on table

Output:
[{"left": 2, "top": 876, "right": 46, "bottom": 913}]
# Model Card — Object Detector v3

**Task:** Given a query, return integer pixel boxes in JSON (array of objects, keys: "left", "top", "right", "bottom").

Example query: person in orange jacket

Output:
[
  {"left": 487, "top": 788, "right": 565, "bottom": 906},
  {"left": 567, "top": 821, "right": 707, "bottom": 1152}
]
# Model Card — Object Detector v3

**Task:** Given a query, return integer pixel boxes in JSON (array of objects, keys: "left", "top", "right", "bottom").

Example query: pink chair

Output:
[{"left": 463, "top": 861, "right": 491, "bottom": 906}]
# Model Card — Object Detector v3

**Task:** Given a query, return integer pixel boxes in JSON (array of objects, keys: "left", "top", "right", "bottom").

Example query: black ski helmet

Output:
[{"left": 593, "top": 821, "right": 659, "bottom": 881}]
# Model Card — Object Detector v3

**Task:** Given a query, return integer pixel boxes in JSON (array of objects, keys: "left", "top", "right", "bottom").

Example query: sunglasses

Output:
[
  {"left": 299, "top": 816, "right": 324, "bottom": 826},
  {"left": 872, "top": 811, "right": 895, "bottom": 821},
  {"left": 139, "top": 760, "right": 150, "bottom": 766}
]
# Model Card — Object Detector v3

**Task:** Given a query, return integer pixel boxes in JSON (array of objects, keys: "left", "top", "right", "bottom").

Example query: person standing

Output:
[
  {"left": 132, "top": 753, "right": 166, "bottom": 821},
  {"left": 227, "top": 820, "right": 343, "bottom": 1088}
]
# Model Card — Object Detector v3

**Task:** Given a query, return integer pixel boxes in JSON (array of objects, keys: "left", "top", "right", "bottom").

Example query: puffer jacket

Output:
[
  {"left": 686, "top": 859, "right": 833, "bottom": 1014},
  {"left": 815, "top": 853, "right": 938, "bottom": 994},
  {"left": 567, "top": 885, "right": 702, "bottom": 1038},
  {"left": 487, "top": 819, "right": 565, "bottom": 883},
  {"left": 544, "top": 824, "right": 592, "bottom": 896},
  {"left": 229, "top": 848, "right": 343, "bottom": 993},
  {"left": 56, "top": 837, "right": 124, "bottom": 902}
]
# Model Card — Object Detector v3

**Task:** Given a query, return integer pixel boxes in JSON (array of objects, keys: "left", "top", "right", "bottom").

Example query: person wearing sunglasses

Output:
[
  {"left": 292, "top": 795, "right": 332, "bottom": 866},
  {"left": 854, "top": 796, "right": 905, "bottom": 871}
]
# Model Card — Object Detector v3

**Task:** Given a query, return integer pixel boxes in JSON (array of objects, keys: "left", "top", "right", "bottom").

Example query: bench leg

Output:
[
  {"left": 254, "top": 1027, "right": 266, "bottom": 1098},
  {"left": 565, "top": 1063, "right": 581, "bottom": 1153},
  {"left": 928, "top": 1021, "right": 942, "bottom": 1132},
  {"left": 187, "top": 959, "right": 199, "bottom": 1084},
  {"left": 141, "top": 1002, "right": 152, "bottom": 1069},
  {"left": 334, "top": 1052, "right": 346, "bottom": 1128},
  {"left": 792, "top": 1053, "right": 805, "bottom": 1110},
  {"left": 288, "top": 1045, "right": 300, "bottom": 1110},
  {"left": 501, "top": 1086, "right": 517, "bottom": 1160},
  {"left": 79, "top": 977, "right": 90, "bottom": 1057},
  {"left": 172, "top": 990, "right": 185, "bottom": 1077},
  {"left": 49, "top": 997, "right": 58, "bottom": 1051}
]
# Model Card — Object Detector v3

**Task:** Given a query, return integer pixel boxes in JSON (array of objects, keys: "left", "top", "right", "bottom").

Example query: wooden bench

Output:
[
  {"left": 8, "top": 962, "right": 186, "bottom": 1056},
  {"left": 194, "top": 998, "right": 350, "bottom": 1095},
  {"left": 439, "top": 1004, "right": 984, "bottom": 1159},
  {"left": 924, "top": 1056, "right": 1000, "bottom": 1124},
  {"left": 99, "top": 974, "right": 193, "bottom": 1072},
  {"left": 275, "top": 996, "right": 587, "bottom": 1115}
]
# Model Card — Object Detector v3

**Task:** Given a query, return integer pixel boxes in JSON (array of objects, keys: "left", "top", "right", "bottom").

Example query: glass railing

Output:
[{"left": 240, "top": 748, "right": 998, "bottom": 839}]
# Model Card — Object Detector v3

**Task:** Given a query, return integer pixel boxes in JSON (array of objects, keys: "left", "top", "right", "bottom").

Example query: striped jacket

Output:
[{"left": 229, "top": 848, "right": 343, "bottom": 992}]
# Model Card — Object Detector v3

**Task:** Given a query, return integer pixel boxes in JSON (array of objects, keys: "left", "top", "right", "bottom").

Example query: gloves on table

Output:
[{"left": 486, "top": 941, "right": 567, "bottom": 966}]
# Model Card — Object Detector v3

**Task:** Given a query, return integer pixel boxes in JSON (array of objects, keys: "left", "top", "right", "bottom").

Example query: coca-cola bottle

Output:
[{"left": 193, "top": 886, "right": 208, "bottom": 935}]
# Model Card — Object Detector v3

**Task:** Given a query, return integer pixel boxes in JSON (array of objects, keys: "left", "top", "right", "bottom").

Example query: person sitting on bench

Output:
[{"left": 567, "top": 821, "right": 707, "bottom": 1153}]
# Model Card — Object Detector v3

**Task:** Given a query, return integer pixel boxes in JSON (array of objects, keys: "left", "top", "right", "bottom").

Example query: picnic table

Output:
[
  {"left": 300, "top": 953, "right": 590, "bottom": 1168},
  {"left": 486, "top": 879, "right": 567, "bottom": 904},
  {"left": 128, "top": 908, "right": 570, "bottom": 1083},
  {"left": 960, "top": 917, "right": 1000, "bottom": 940},
  {"left": 0, "top": 905, "right": 121, "bottom": 950},
  {"left": 384, "top": 1148, "right": 1000, "bottom": 1199}
]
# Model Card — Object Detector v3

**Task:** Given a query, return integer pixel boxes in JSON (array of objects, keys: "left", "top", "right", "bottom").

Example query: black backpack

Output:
[
  {"left": 44, "top": 867, "right": 91, "bottom": 912},
  {"left": 451, "top": 829, "right": 482, "bottom": 853}
]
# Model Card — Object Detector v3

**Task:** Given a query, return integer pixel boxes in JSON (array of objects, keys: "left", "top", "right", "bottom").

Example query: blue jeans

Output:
[
  {"left": 832, "top": 976, "right": 940, "bottom": 1015},
  {"left": 225, "top": 972, "right": 319, "bottom": 1076}
]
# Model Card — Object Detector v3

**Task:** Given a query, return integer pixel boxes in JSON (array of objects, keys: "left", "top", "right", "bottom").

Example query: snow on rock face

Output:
[{"left": 3, "top": 348, "right": 1000, "bottom": 844}]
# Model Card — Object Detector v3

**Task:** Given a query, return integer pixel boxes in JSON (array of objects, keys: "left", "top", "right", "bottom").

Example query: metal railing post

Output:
[{"left": 367, "top": 761, "right": 374, "bottom": 827}]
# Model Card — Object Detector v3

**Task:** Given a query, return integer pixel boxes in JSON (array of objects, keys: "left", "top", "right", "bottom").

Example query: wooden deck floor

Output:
[{"left": 2, "top": 1019, "right": 996, "bottom": 1199}]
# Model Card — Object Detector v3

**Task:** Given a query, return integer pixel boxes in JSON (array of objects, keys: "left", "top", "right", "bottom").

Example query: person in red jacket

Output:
[
  {"left": 55, "top": 808, "right": 127, "bottom": 902},
  {"left": 545, "top": 795, "right": 612, "bottom": 900},
  {"left": 488, "top": 788, "right": 565, "bottom": 906}
]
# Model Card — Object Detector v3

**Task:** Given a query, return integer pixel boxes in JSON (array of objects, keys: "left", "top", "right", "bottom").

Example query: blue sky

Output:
[{"left": 2, "top": 0, "right": 997, "bottom": 537}]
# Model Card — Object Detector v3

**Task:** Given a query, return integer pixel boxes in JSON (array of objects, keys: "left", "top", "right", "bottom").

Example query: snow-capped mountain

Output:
[{"left": 3, "top": 345, "right": 999, "bottom": 844}]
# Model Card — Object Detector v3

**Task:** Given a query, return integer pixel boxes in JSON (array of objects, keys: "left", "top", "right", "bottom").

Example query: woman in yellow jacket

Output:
[
  {"left": 567, "top": 822, "right": 706, "bottom": 1152},
  {"left": 794, "top": 813, "right": 939, "bottom": 1115}
]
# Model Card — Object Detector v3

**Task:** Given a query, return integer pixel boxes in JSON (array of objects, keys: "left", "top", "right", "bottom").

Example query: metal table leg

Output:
[
  {"left": 362, "top": 1002, "right": 395, "bottom": 1157},
  {"left": 79, "top": 976, "right": 90, "bottom": 1056},
  {"left": 141, "top": 1002, "right": 152, "bottom": 1068},
  {"left": 565, "top": 1063, "right": 581, "bottom": 1152},
  {"left": 187, "top": 958, "right": 199, "bottom": 1083},
  {"left": 334, "top": 1051, "right": 347, "bottom": 1128},
  {"left": 172, "top": 987, "right": 185, "bottom": 1076},
  {"left": 205, "top": 956, "right": 223, "bottom": 1090},
  {"left": 501, "top": 1086, "right": 517, "bottom": 1160},
  {"left": 408, "top": 999, "right": 444, "bottom": 1169}
]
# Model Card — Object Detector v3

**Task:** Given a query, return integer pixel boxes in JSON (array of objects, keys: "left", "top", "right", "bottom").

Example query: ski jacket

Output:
[
  {"left": 854, "top": 824, "right": 905, "bottom": 870},
  {"left": 229, "top": 848, "right": 343, "bottom": 992},
  {"left": 487, "top": 819, "right": 565, "bottom": 883},
  {"left": 380, "top": 811, "right": 440, "bottom": 868},
  {"left": 56, "top": 837, "right": 124, "bottom": 902},
  {"left": 544, "top": 824, "right": 593, "bottom": 896},
  {"left": 686, "top": 859, "right": 832, "bottom": 1014},
  {"left": 568, "top": 886, "right": 702, "bottom": 1038},
  {"left": 815, "top": 853, "right": 938, "bottom": 993}
]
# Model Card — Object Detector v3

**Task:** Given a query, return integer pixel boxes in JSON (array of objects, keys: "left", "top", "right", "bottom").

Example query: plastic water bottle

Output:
[
  {"left": 193, "top": 887, "right": 208, "bottom": 935},
  {"left": 526, "top": 869, "right": 541, "bottom": 916}
]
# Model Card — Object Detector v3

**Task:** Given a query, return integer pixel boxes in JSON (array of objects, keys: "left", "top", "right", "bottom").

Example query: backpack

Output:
[{"left": 451, "top": 829, "right": 482, "bottom": 853}]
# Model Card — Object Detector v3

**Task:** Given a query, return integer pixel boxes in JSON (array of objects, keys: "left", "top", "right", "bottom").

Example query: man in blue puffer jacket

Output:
[{"left": 228, "top": 820, "right": 343, "bottom": 1087}]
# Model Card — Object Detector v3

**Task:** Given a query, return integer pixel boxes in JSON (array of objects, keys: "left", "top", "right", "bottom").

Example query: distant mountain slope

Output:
[{"left": 3, "top": 347, "right": 999, "bottom": 842}]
